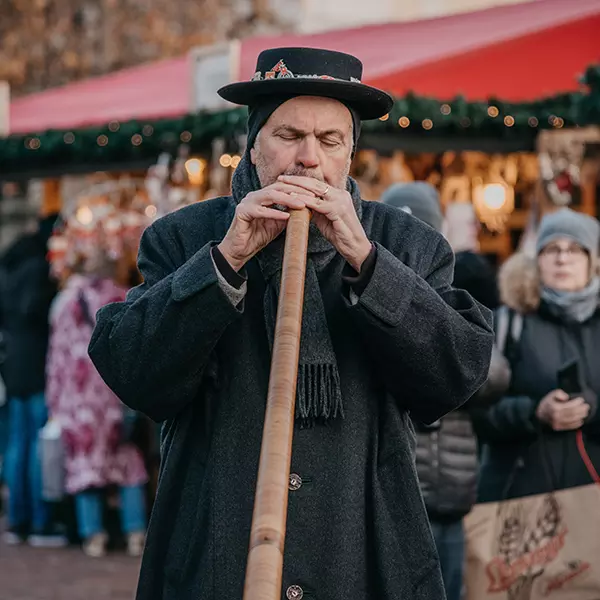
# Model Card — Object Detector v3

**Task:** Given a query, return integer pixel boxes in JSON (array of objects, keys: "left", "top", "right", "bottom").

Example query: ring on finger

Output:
[{"left": 321, "top": 185, "right": 330, "bottom": 198}]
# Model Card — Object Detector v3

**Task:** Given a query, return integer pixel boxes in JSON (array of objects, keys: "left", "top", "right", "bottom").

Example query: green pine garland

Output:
[{"left": 1, "top": 64, "right": 598, "bottom": 178}]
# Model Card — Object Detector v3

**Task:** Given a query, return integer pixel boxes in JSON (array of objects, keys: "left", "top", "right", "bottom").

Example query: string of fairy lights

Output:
[
  {"left": 376, "top": 105, "right": 565, "bottom": 130},
  {"left": 3, "top": 61, "right": 599, "bottom": 177},
  {"left": 17, "top": 113, "right": 566, "bottom": 166},
  {"left": 19, "top": 104, "right": 568, "bottom": 153},
  {"left": 22, "top": 122, "right": 196, "bottom": 151}
]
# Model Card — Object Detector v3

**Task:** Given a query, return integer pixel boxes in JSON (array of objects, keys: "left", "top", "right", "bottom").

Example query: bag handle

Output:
[{"left": 576, "top": 429, "right": 600, "bottom": 485}]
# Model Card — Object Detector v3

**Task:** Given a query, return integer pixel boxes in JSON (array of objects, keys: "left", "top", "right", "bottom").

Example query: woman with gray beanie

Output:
[{"left": 474, "top": 207, "right": 600, "bottom": 501}]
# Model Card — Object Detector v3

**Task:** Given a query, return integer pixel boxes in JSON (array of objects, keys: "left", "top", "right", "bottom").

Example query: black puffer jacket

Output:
[
  {"left": 415, "top": 251, "right": 510, "bottom": 519},
  {"left": 416, "top": 347, "right": 510, "bottom": 519}
]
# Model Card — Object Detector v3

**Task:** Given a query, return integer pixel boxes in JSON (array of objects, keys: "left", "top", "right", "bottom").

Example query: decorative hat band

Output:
[{"left": 250, "top": 59, "right": 362, "bottom": 84}]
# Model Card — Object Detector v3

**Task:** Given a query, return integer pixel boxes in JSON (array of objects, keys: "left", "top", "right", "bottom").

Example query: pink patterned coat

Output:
[{"left": 46, "top": 275, "right": 148, "bottom": 495}]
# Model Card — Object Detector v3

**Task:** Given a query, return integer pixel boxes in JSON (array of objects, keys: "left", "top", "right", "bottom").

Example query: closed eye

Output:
[{"left": 321, "top": 138, "right": 341, "bottom": 147}]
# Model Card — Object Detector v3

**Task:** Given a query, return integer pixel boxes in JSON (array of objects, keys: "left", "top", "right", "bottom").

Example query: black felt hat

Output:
[{"left": 218, "top": 47, "right": 393, "bottom": 120}]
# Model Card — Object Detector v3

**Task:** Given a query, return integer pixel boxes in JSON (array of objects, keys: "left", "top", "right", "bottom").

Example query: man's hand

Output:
[
  {"left": 217, "top": 182, "right": 314, "bottom": 271},
  {"left": 536, "top": 389, "right": 591, "bottom": 431},
  {"left": 278, "top": 175, "right": 371, "bottom": 272}
]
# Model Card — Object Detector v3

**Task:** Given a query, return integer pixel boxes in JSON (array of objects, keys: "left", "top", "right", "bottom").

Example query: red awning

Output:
[
  {"left": 9, "top": 0, "right": 600, "bottom": 136},
  {"left": 9, "top": 56, "right": 189, "bottom": 135},
  {"left": 238, "top": 0, "right": 600, "bottom": 101}
]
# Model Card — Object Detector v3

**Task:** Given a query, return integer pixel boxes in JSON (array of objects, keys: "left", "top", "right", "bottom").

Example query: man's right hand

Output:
[
  {"left": 536, "top": 389, "right": 591, "bottom": 431},
  {"left": 217, "top": 182, "right": 315, "bottom": 271}
]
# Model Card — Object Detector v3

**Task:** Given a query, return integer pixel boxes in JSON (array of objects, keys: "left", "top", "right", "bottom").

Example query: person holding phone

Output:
[{"left": 474, "top": 208, "right": 600, "bottom": 502}]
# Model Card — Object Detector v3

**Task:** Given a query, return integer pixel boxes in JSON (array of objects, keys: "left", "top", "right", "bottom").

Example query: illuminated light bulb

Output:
[
  {"left": 145, "top": 205, "right": 158, "bottom": 218},
  {"left": 398, "top": 117, "right": 410, "bottom": 128},
  {"left": 528, "top": 117, "right": 539, "bottom": 127},
  {"left": 180, "top": 131, "right": 192, "bottom": 142},
  {"left": 231, "top": 155, "right": 241, "bottom": 169},
  {"left": 131, "top": 134, "right": 143, "bottom": 146},
  {"left": 185, "top": 158, "right": 204, "bottom": 176},
  {"left": 504, "top": 116, "right": 515, "bottom": 127},
  {"left": 108, "top": 121, "right": 120, "bottom": 132},
  {"left": 76, "top": 206, "right": 94, "bottom": 226},
  {"left": 64, "top": 132, "right": 75, "bottom": 144},
  {"left": 220, "top": 154, "right": 232, "bottom": 168},
  {"left": 440, "top": 104, "right": 451, "bottom": 115},
  {"left": 185, "top": 158, "right": 206, "bottom": 185},
  {"left": 422, "top": 119, "right": 433, "bottom": 130},
  {"left": 553, "top": 117, "right": 564, "bottom": 129},
  {"left": 488, "top": 106, "right": 499, "bottom": 118},
  {"left": 143, "top": 125, "right": 154, "bottom": 136},
  {"left": 482, "top": 184, "right": 507, "bottom": 210},
  {"left": 379, "top": 113, "right": 389, "bottom": 121},
  {"left": 97, "top": 135, "right": 108, "bottom": 146}
]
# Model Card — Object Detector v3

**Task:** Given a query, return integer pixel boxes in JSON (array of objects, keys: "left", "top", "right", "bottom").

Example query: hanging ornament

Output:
[{"left": 538, "top": 152, "right": 579, "bottom": 206}]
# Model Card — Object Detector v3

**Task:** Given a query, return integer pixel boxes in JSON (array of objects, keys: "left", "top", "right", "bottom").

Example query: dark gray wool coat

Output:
[{"left": 89, "top": 195, "right": 493, "bottom": 600}]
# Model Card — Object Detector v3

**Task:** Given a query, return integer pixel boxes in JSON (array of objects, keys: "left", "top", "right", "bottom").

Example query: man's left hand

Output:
[{"left": 278, "top": 175, "right": 371, "bottom": 272}]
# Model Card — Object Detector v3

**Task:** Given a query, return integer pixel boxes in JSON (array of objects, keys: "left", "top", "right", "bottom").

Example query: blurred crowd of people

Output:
[
  {"left": 1, "top": 180, "right": 600, "bottom": 599},
  {"left": 0, "top": 211, "right": 153, "bottom": 558},
  {"left": 382, "top": 183, "right": 600, "bottom": 600}
]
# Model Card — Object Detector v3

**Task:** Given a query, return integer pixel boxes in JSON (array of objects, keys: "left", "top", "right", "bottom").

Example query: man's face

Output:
[{"left": 250, "top": 96, "right": 353, "bottom": 190}]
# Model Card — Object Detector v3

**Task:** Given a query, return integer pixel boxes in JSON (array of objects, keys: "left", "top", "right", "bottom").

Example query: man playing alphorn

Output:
[{"left": 90, "top": 47, "right": 493, "bottom": 600}]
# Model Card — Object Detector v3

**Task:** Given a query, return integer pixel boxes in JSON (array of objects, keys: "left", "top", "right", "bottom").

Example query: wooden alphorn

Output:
[{"left": 243, "top": 207, "right": 311, "bottom": 600}]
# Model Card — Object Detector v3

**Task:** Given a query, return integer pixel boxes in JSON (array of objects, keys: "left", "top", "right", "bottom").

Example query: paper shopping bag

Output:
[{"left": 464, "top": 483, "right": 600, "bottom": 600}]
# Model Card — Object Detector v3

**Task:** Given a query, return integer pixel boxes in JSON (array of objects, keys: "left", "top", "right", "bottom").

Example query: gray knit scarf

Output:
[
  {"left": 231, "top": 151, "right": 363, "bottom": 425},
  {"left": 541, "top": 277, "right": 600, "bottom": 324}
]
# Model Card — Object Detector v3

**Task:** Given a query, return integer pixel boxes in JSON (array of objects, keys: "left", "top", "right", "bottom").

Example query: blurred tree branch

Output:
[{"left": 0, "top": 0, "right": 293, "bottom": 95}]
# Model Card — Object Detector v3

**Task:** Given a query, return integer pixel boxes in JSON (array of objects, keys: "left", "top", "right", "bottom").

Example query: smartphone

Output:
[{"left": 557, "top": 359, "right": 582, "bottom": 396}]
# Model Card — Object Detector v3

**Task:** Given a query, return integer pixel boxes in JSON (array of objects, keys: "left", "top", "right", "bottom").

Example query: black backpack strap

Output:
[
  {"left": 495, "top": 306, "right": 511, "bottom": 355},
  {"left": 495, "top": 306, "right": 523, "bottom": 366}
]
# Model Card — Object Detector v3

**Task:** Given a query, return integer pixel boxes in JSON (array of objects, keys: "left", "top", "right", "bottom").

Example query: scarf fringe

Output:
[
  {"left": 296, "top": 363, "right": 344, "bottom": 426},
  {"left": 231, "top": 153, "right": 359, "bottom": 428}
]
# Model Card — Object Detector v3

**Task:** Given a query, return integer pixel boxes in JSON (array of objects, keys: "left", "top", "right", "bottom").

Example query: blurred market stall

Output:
[{"left": 1, "top": 0, "right": 599, "bottom": 263}]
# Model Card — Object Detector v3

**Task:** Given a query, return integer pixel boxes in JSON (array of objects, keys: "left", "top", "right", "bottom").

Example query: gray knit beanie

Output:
[
  {"left": 380, "top": 182, "right": 443, "bottom": 232},
  {"left": 536, "top": 208, "right": 600, "bottom": 259}
]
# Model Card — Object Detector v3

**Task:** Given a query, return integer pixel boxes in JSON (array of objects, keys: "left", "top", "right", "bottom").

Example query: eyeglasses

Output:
[{"left": 540, "top": 244, "right": 587, "bottom": 259}]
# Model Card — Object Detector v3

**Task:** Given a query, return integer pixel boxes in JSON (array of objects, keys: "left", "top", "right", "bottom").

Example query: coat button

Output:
[
  {"left": 289, "top": 473, "right": 303, "bottom": 491},
  {"left": 286, "top": 585, "right": 304, "bottom": 599}
]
